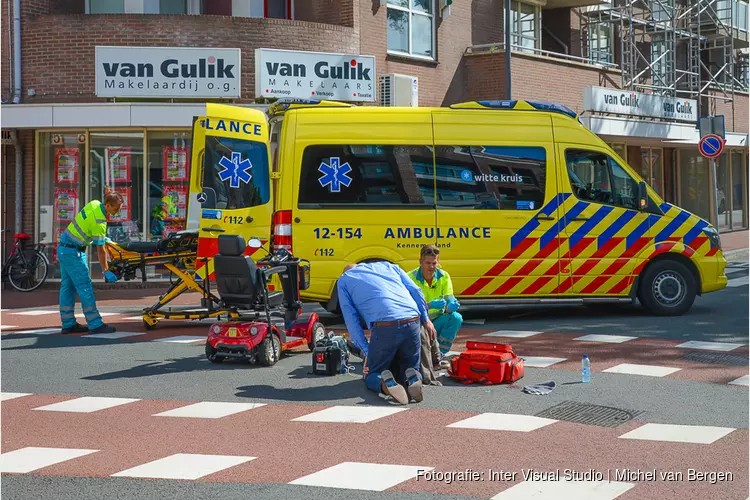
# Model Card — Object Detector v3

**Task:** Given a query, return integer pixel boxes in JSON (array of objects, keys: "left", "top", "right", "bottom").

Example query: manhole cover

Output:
[
  {"left": 536, "top": 401, "right": 643, "bottom": 428},
  {"left": 681, "top": 351, "right": 749, "bottom": 366}
]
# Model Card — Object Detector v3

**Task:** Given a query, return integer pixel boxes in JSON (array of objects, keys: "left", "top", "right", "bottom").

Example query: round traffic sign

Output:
[{"left": 699, "top": 134, "right": 724, "bottom": 159}]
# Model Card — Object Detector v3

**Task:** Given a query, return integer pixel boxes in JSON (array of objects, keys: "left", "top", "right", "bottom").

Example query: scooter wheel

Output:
[
  {"left": 259, "top": 333, "right": 281, "bottom": 366},
  {"left": 309, "top": 321, "right": 325, "bottom": 351},
  {"left": 205, "top": 341, "right": 225, "bottom": 363}
]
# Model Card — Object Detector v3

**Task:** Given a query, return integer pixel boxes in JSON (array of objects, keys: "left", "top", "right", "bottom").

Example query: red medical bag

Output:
[{"left": 448, "top": 341, "right": 524, "bottom": 385}]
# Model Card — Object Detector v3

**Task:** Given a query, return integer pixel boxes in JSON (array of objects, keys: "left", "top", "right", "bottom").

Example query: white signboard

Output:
[
  {"left": 255, "top": 48, "right": 376, "bottom": 102},
  {"left": 583, "top": 86, "right": 697, "bottom": 122},
  {"left": 95, "top": 46, "right": 241, "bottom": 98}
]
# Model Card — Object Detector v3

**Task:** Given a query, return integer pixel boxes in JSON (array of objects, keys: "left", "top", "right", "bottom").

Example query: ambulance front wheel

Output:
[
  {"left": 205, "top": 341, "right": 225, "bottom": 363},
  {"left": 309, "top": 321, "right": 325, "bottom": 351},
  {"left": 638, "top": 259, "right": 697, "bottom": 316},
  {"left": 259, "top": 333, "right": 281, "bottom": 366}
]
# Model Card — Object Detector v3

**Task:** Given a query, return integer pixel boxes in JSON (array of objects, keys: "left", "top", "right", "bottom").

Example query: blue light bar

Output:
[
  {"left": 476, "top": 100, "right": 518, "bottom": 109},
  {"left": 525, "top": 100, "right": 578, "bottom": 119}
]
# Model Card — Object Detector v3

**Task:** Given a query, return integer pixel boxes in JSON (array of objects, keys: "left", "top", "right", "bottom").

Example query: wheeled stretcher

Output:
[{"left": 105, "top": 230, "right": 239, "bottom": 329}]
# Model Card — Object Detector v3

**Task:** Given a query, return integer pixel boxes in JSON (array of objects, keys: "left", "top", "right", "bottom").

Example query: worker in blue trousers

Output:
[
  {"left": 408, "top": 244, "right": 463, "bottom": 356},
  {"left": 58, "top": 192, "right": 123, "bottom": 334},
  {"left": 337, "top": 261, "right": 438, "bottom": 405}
]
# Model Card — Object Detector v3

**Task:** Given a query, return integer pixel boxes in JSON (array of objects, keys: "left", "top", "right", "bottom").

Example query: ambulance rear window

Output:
[{"left": 202, "top": 136, "right": 270, "bottom": 210}]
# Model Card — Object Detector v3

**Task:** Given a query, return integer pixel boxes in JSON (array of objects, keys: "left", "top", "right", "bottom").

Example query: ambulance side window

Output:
[
  {"left": 433, "top": 145, "right": 547, "bottom": 210},
  {"left": 566, "top": 149, "right": 638, "bottom": 210}
]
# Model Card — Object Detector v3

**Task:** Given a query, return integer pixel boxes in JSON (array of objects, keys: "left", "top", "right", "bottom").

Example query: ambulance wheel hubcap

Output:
[{"left": 653, "top": 272, "right": 684, "bottom": 305}]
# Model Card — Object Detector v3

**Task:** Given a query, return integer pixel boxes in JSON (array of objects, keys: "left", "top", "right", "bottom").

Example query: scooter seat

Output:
[{"left": 122, "top": 241, "right": 160, "bottom": 253}]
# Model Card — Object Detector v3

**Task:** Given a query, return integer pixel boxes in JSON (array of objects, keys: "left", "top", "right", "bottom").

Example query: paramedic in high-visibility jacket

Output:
[
  {"left": 57, "top": 192, "right": 123, "bottom": 334},
  {"left": 408, "top": 244, "right": 463, "bottom": 355}
]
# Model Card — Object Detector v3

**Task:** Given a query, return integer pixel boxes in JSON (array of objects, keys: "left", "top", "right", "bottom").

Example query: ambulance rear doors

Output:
[{"left": 187, "top": 103, "right": 273, "bottom": 279}]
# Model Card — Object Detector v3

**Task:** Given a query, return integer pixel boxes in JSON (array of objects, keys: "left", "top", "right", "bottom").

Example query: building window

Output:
[
  {"left": 232, "top": 0, "right": 293, "bottom": 19},
  {"left": 87, "top": 0, "right": 197, "bottom": 14},
  {"left": 588, "top": 23, "right": 613, "bottom": 64},
  {"left": 434, "top": 146, "right": 548, "bottom": 210},
  {"left": 511, "top": 1, "right": 540, "bottom": 53},
  {"left": 387, "top": 0, "right": 435, "bottom": 59},
  {"left": 298, "top": 145, "right": 435, "bottom": 207}
]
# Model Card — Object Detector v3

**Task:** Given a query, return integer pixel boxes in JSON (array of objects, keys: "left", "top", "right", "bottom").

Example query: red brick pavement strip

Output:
[
  {"left": 3, "top": 316, "right": 748, "bottom": 386},
  {"left": 2, "top": 395, "right": 748, "bottom": 499}
]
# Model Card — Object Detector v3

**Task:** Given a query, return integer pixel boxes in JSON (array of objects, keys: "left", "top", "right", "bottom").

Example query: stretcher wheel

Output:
[
  {"left": 309, "top": 322, "right": 325, "bottom": 351},
  {"left": 258, "top": 333, "right": 281, "bottom": 366},
  {"left": 143, "top": 318, "right": 156, "bottom": 330},
  {"left": 205, "top": 341, "right": 225, "bottom": 363}
]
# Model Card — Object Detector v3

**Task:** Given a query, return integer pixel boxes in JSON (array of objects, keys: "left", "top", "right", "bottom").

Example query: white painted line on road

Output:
[
  {"left": 728, "top": 375, "right": 749, "bottom": 386},
  {"left": 154, "top": 402, "right": 266, "bottom": 419},
  {"left": 12, "top": 328, "right": 60, "bottom": 335},
  {"left": 483, "top": 330, "right": 542, "bottom": 338},
  {"left": 447, "top": 413, "right": 557, "bottom": 432},
  {"left": 121, "top": 316, "right": 146, "bottom": 321},
  {"left": 726, "top": 276, "right": 748, "bottom": 287},
  {"left": 676, "top": 340, "right": 744, "bottom": 352},
  {"left": 602, "top": 363, "right": 681, "bottom": 377},
  {"left": 521, "top": 356, "right": 567, "bottom": 368},
  {"left": 463, "top": 318, "right": 486, "bottom": 325},
  {"left": 618, "top": 423, "right": 735, "bottom": 444},
  {"left": 491, "top": 479, "right": 635, "bottom": 500},
  {"left": 33, "top": 396, "right": 140, "bottom": 413},
  {"left": 151, "top": 336, "right": 206, "bottom": 344},
  {"left": 289, "top": 462, "right": 432, "bottom": 491},
  {"left": 75, "top": 312, "right": 119, "bottom": 319},
  {"left": 0, "top": 325, "right": 17, "bottom": 329},
  {"left": 111, "top": 453, "right": 256, "bottom": 480},
  {"left": 0, "top": 392, "right": 32, "bottom": 401},
  {"left": 0, "top": 447, "right": 98, "bottom": 473},
  {"left": 83, "top": 332, "right": 146, "bottom": 340},
  {"left": 292, "top": 406, "right": 408, "bottom": 424},
  {"left": 8, "top": 310, "right": 58, "bottom": 316},
  {"left": 573, "top": 334, "right": 637, "bottom": 343}
]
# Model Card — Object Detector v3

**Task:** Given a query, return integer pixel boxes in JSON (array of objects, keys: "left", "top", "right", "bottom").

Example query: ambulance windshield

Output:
[{"left": 202, "top": 136, "right": 270, "bottom": 210}]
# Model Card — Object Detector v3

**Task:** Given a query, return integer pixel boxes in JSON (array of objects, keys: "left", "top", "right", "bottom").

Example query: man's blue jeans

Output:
[
  {"left": 364, "top": 320, "right": 421, "bottom": 393},
  {"left": 57, "top": 245, "right": 104, "bottom": 330},
  {"left": 434, "top": 311, "right": 463, "bottom": 354}
]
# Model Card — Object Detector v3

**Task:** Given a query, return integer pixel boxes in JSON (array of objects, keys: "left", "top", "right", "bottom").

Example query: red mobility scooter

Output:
[{"left": 205, "top": 234, "right": 326, "bottom": 366}]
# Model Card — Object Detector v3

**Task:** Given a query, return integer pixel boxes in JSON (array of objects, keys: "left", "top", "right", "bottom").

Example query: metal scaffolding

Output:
[{"left": 579, "top": 0, "right": 749, "bottom": 118}]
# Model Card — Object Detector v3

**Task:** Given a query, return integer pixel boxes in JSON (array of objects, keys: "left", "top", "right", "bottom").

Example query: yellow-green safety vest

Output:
[
  {"left": 407, "top": 267, "right": 455, "bottom": 319},
  {"left": 62, "top": 200, "right": 108, "bottom": 248}
]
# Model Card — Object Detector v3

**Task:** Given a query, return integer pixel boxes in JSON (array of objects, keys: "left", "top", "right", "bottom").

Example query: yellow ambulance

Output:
[
  {"left": 189, "top": 98, "right": 728, "bottom": 316},
  {"left": 264, "top": 98, "right": 729, "bottom": 316}
]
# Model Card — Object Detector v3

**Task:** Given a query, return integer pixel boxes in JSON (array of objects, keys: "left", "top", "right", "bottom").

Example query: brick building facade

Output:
[{"left": 1, "top": 0, "right": 748, "bottom": 281}]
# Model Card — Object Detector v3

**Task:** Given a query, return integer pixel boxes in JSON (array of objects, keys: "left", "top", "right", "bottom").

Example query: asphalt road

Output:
[{"left": 1, "top": 263, "right": 748, "bottom": 500}]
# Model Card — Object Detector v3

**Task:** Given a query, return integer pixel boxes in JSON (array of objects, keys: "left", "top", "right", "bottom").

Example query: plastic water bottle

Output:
[{"left": 581, "top": 354, "right": 591, "bottom": 383}]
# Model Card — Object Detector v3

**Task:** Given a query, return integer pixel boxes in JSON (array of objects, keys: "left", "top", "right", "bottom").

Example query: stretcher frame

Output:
[{"left": 105, "top": 237, "right": 239, "bottom": 329}]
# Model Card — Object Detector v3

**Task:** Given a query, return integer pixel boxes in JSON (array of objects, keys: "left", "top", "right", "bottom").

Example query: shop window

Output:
[
  {"left": 566, "top": 149, "right": 639, "bottom": 210},
  {"left": 640, "top": 147, "right": 663, "bottom": 196},
  {"left": 677, "top": 150, "right": 712, "bottom": 223},
  {"left": 37, "top": 132, "right": 87, "bottom": 279},
  {"left": 387, "top": 0, "right": 435, "bottom": 59},
  {"left": 731, "top": 150, "right": 748, "bottom": 230},
  {"left": 88, "top": 131, "right": 145, "bottom": 279},
  {"left": 298, "top": 145, "right": 434, "bottom": 207},
  {"left": 511, "top": 1, "right": 541, "bottom": 53},
  {"left": 434, "top": 145, "right": 547, "bottom": 210},
  {"left": 202, "top": 136, "right": 270, "bottom": 210}
]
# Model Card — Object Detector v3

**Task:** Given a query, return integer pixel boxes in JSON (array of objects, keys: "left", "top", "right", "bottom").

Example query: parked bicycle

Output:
[{"left": 1, "top": 231, "right": 49, "bottom": 292}]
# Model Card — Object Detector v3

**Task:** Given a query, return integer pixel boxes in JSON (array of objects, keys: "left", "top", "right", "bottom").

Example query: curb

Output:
[{"left": 723, "top": 248, "right": 749, "bottom": 263}]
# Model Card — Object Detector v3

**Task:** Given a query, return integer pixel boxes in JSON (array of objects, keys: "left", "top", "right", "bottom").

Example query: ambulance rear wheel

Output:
[
  {"left": 205, "top": 341, "right": 225, "bottom": 363},
  {"left": 259, "top": 333, "right": 281, "bottom": 366},
  {"left": 638, "top": 259, "right": 696, "bottom": 316},
  {"left": 309, "top": 322, "right": 325, "bottom": 351}
]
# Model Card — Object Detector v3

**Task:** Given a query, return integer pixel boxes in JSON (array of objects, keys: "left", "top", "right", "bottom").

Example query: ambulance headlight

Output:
[
  {"left": 250, "top": 326, "right": 259, "bottom": 336},
  {"left": 702, "top": 226, "right": 721, "bottom": 251}
]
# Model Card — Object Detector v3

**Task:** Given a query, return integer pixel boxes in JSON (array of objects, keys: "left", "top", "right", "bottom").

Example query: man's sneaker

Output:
[
  {"left": 60, "top": 323, "right": 88, "bottom": 334},
  {"left": 405, "top": 367, "right": 423, "bottom": 403},
  {"left": 89, "top": 324, "right": 116, "bottom": 334}
]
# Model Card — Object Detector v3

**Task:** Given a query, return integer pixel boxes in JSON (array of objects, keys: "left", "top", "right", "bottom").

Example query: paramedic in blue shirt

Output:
[{"left": 337, "top": 261, "right": 437, "bottom": 405}]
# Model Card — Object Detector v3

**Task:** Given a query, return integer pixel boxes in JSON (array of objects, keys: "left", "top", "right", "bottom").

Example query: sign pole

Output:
[{"left": 711, "top": 157, "right": 720, "bottom": 229}]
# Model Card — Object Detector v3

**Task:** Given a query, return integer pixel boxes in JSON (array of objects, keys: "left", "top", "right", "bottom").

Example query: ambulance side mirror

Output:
[{"left": 638, "top": 181, "right": 648, "bottom": 211}]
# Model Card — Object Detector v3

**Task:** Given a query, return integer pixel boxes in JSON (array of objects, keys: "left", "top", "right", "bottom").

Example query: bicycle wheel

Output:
[{"left": 7, "top": 251, "right": 49, "bottom": 292}]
